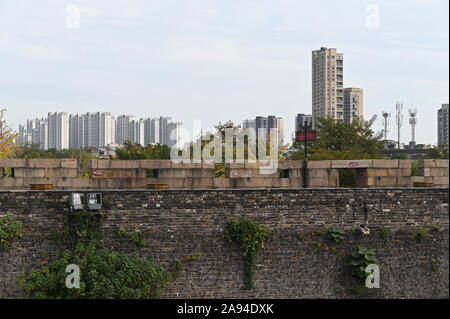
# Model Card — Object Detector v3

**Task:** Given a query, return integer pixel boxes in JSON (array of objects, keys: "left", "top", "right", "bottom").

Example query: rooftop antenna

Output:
[
  {"left": 395, "top": 102, "right": 403, "bottom": 150},
  {"left": 382, "top": 111, "right": 390, "bottom": 141},
  {"left": 409, "top": 108, "right": 417, "bottom": 146}
]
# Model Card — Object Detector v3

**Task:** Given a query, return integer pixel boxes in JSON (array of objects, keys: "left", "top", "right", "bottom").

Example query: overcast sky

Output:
[{"left": 1, "top": 0, "right": 448, "bottom": 145}]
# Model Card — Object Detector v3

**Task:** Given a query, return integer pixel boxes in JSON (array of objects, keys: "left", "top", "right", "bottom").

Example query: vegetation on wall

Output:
[
  {"left": 326, "top": 227, "right": 346, "bottom": 243},
  {"left": 18, "top": 209, "right": 199, "bottom": 299},
  {"left": 14, "top": 146, "right": 96, "bottom": 179},
  {"left": 0, "top": 213, "right": 25, "bottom": 251},
  {"left": 114, "top": 141, "right": 171, "bottom": 160},
  {"left": 224, "top": 218, "right": 271, "bottom": 289},
  {"left": 350, "top": 246, "right": 378, "bottom": 290}
]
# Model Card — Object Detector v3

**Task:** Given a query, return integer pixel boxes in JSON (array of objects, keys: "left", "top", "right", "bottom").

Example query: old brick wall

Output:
[{"left": 0, "top": 188, "right": 448, "bottom": 299}]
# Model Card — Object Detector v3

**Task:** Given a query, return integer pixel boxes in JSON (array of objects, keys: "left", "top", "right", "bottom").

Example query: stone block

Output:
[
  {"left": 13, "top": 168, "right": 46, "bottom": 178},
  {"left": 308, "top": 161, "right": 331, "bottom": 169},
  {"left": 46, "top": 168, "right": 78, "bottom": 178},
  {"left": 214, "top": 178, "right": 232, "bottom": 189},
  {"left": 0, "top": 159, "right": 26, "bottom": 168},
  {"left": 331, "top": 160, "right": 372, "bottom": 169},
  {"left": 60, "top": 159, "right": 78, "bottom": 169},
  {"left": 397, "top": 177, "right": 413, "bottom": 187},
  {"left": 139, "top": 160, "right": 172, "bottom": 169},
  {"left": 433, "top": 177, "right": 449, "bottom": 185},
  {"left": 277, "top": 161, "right": 303, "bottom": 169},
  {"left": 308, "top": 169, "right": 328, "bottom": 178},
  {"left": 308, "top": 177, "right": 330, "bottom": 187},
  {"left": 399, "top": 160, "right": 412, "bottom": 169},
  {"left": 26, "top": 159, "right": 61, "bottom": 168},
  {"left": 430, "top": 168, "right": 449, "bottom": 177},
  {"left": 435, "top": 160, "right": 449, "bottom": 168},
  {"left": 372, "top": 160, "right": 399, "bottom": 168},
  {"left": 419, "top": 159, "right": 436, "bottom": 168},
  {"left": 57, "top": 178, "right": 91, "bottom": 189},
  {"left": 110, "top": 160, "right": 140, "bottom": 169},
  {"left": 419, "top": 168, "right": 431, "bottom": 177},
  {"left": 0, "top": 177, "right": 24, "bottom": 188}
]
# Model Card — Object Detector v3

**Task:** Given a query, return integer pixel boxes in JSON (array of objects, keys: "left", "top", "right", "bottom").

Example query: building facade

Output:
[
  {"left": 48, "top": 112, "right": 69, "bottom": 150},
  {"left": 295, "top": 113, "right": 313, "bottom": 132},
  {"left": 438, "top": 104, "right": 449, "bottom": 147},
  {"left": 343, "top": 88, "right": 364, "bottom": 124},
  {"left": 312, "top": 47, "right": 344, "bottom": 122}
]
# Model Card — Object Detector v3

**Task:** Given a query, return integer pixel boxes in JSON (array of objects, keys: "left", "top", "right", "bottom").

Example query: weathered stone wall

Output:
[
  {"left": 1, "top": 159, "right": 449, "bottom": 189},
  {"left": 0, "top": 188, "right": 448, "bottom": 299}
]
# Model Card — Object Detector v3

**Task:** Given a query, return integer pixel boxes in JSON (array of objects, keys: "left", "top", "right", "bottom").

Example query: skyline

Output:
[{"left": 1, "top": 0, "right": 449, "bottom": 145}]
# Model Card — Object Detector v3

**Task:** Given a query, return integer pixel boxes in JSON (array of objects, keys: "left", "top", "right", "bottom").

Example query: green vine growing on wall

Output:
[
  {"left": 224, "top": 218, "right": 271, "bottom": 290},
  {"left": 18, "top": 209, "right": 200, "bottom": 299},
  {"left": 118, "top": 225, "right": 146, "bottom": 248},
  {"left": 325, "top": 227, "right": 345, "bottom": 243},
  {"left": 350, "top": 246, "right": 378, "bottom": 293},
  {"left": 0, "top": 213, "right": 25, "bottom": 252}
]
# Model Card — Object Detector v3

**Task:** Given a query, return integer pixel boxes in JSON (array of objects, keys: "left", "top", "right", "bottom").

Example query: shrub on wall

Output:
[
  {"left": 350, "top": 246, "right": 378, "bottom": 291},
  {"left": 224, "top": 218, "right": 271, "bottom": 289},
  {"left": 18, "top": 209, "right": 199, "bottom": 299},
  {"left": 0, "top": 213, "right": 24, "bottom": 251}
]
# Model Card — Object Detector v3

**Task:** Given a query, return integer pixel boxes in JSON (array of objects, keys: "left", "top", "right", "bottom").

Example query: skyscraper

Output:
[
  {"left": 243, "top": 115, "right": 284, "bottom": 145},
  {"left": 116, "top": 115, "right": 135, "bottom": 145},
  {"left": 343, "top": 88, "right": 364, "bottom": 124},
  {"left": 295, "top": 114, "right": 313, "bottom": 132},
  {"left": 48, "top": 112, "right": 69, "bottom": 150},
  {"left": 438, "top": 104, "right": 449, "bottom": 147},
  {"left": 312, "top": 47, "right": 344, "bottom": 122}
]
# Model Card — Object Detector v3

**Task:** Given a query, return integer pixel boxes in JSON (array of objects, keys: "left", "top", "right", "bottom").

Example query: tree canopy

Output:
[{"left": 286, "top": 117, "right": 384, "bottom": 160}]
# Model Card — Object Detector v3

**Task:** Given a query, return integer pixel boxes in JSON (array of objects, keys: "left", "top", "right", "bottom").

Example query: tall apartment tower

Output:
[
  {"left": 438, "top": 104, "right": 449, "bottom": 147},
  {"left": 243, "top": 115, "right": 284, "bottom": 145},
  {"left": 116, "top": 115, "right": 135, "bottom": 145},
  {"left": 312, "top": 47, "right": 344, "bottom": 122},
  {"left": 343, "top": 88, "right": 364, "bottom": 124},
  {"left": 295, "top": 113, "right": 313, "bottom": 131},
  {"left": 48, "top": 112, "right": 69, "bottom": 150}
]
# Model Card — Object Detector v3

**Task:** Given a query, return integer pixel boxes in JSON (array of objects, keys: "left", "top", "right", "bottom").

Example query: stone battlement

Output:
[{"left": 0, "top": 158, "right": 448, "bottom": 190}]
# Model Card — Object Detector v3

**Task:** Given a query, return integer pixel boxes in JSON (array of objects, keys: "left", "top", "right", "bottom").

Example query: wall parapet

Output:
[{"left": 0, "top": 159, "right": 448, "bottom": 190}]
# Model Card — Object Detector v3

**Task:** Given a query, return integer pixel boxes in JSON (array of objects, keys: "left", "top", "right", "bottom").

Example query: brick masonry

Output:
[{"left": 0, "top": 188, "right": 448, "bottom": 299}]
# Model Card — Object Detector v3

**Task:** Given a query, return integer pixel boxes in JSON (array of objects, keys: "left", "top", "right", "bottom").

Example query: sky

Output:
[{"left": 0, "top": 0, "right": 448, "bottom": 145}]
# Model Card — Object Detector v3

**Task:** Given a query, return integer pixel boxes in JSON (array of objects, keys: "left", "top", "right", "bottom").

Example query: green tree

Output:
[
  {"left": 0, "top": 109, "right": 19, "bottom": 158},
  {"left": 286, "top": 116, "right": 384, "bottom": 160},
  {"left": 114, "top": 141, "right": 171, "bottom": 160}
]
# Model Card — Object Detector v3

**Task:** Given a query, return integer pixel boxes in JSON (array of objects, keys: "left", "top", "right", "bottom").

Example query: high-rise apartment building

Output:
[
  {"left": 116, "top": 115, "right": 135, "bottom": 145},
  {"left": 343, "top": 88, "right": 364, "bottom": 124},
  {"left": 130, "top": 118, "right": 145, "bottom": 146},
  {"left": 312, "top": 47, "right": 344, "bottom": 122},
  {"left": 295, "top": 113, "right": 313, "bottom": 131},
  {"left": 18, "top": 112, "right": 181, "bottom": 150},
  {"left": 438, "top": 104, "right": 449, "bottom": 147},
  {"left": 243, "top": 115, "right": 284, "bottom": 145},
  {"left": 48, "top": 112, "right": 69, "bottom": 150}
]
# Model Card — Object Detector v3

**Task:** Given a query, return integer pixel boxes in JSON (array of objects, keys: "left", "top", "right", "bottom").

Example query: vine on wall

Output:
[
  {"left": 18, "top": 209, "right": 200, "bottom": 299},
  {"left": 0, "top": 213, "right": 24, "bottom": 252},
  {"left": 224, "top": 218, "right": 271, "bottom": 290}
]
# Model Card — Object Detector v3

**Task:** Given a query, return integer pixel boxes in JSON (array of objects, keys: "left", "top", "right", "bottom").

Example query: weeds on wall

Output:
[
  {"left": 224, "top": 218, "right": 271, "bottom": 289},
  {"left": 0, "top": 213, "right": 24, "bottom": 251},
  {"left": 325, "top": 227, "right": 346, "bottom": 243},
  {"left": 350, "top": 246, "right": 378, "bottom": 293},
  {"left": 18, "top": 209, "right": 200, "bottom": 299}
]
